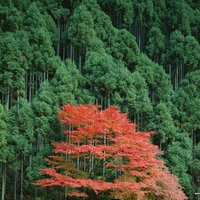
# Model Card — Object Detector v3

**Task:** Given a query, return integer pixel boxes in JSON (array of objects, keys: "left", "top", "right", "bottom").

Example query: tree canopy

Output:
[
  {"left": 0, "top": 0, "right": 199, "bottom": 199},
  {"left": 35, "top": 104, "right": 187, "bottom": 200}
]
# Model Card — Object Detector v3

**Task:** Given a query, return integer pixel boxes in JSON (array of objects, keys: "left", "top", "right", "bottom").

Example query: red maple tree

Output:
[{"left": 35, "top": 104, "right": 187, "bottom": 200}]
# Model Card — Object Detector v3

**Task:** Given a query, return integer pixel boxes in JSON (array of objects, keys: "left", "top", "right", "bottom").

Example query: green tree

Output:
[
  {"left": 145, "top": 27, "right": 165, "bottom": 64},
  {"left": 148, "top": 102, "right": 176, "bottom": 150},
  {"left": 191, "top": 142, "right": 200, "bottom": 194},
  {"left": 109, "top": 29, "right": 139, "bottom": 71},
  {"left": 50, "top": 59, "right": 82, "bottom": 107},
  {"left": 150, "top": 0, "right": 166, "bottom": 27},
  {"left": 164, "top": 30, "right": 185, "bottom": 66},
  {"left": 172, "top": 70, "right": 200, "bottom": 198},
  {"left": 165, "top": 132, "right": 193, "bottom": 199},
  {"left": 0, "top": 103, "right": 8, "bottom": 200},
  {"left": 67, "top": 4, "right": 96, "bottom": 71},
  {"left": 98, "top": 0, "right": 135, "bottom": 28},
  {"left": 0, "top": 32, "right": 25, "bottom": 109},
  {"left": 136, "top": 54, "right": 174, "bottom": 103},
  {"left": 0, "top": 5, "right": 22, "bottom": 32},
  {"left": 23, "top": 2, "right": 57, "bottom": 99},
  {"left": 7, "top": 98, "right": 34, "bottom": 200},
  {"left": 165, "top": 0, "right": 190, "bottom": 35},
  {"left": 112, "top": 67, "right": 137, "bottom": 113},
  {"left": 67, "top": 4, "right": 95, "bottom": 49},
  {"left": 173, "top": 70, "right": 200, "bottom": 134},
  {"left": 87, "top": 1, "right": 115, "bottom": 46},
  {"left": 184, "top": 35, "right": 200, "bottom": 72},
  {"left": 83, "top": 51, "right": 117, "bottom": 109}
]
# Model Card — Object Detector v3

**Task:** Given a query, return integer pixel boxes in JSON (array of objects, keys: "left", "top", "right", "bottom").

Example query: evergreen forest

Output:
[{"left": 0, "top": 0, "right": 200, "bottom": 199}]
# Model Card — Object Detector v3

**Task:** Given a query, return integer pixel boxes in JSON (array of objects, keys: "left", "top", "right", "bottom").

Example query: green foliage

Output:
[
  {"left": 145, "top": 27, "right": 165, "bottom": 63},
  {"left": 0, "top": 5, "right": 22, "bottom": 32},
  {"left": 164, "top": 30, "right": 185, "bottom": 66},
  {"left": 165, "top": 132, "right": 193, "bottom": 198},
  {"left": 0, "top": 104, "right": 8, "bottom": 163},
  {"left": 67, "top": 4, "right": 95, "bottom": 48},
  {"left": 109, "top": 29, "right": 139, "bottom": 71},
  {"left": 165, "top": 0, "right": 190, "bottom": 35},
  {"left": 83, "top": 51, "right": 117, "bottom": 100},
  {"left": 148, "top": 102, "right": 176, "bottom": 150},
  {"left": 23, "top": 2, "right": 46, "bottom": 32},
  {"left": 7, "top": 98, "right": 34, "bottom": 155},
  {"left": 50, "top": 59, "right": 82, "bottom": 106},
  {"left": 184, "top": 35, "right": 200, "bottom": 70},
  {"left": 136, "top": 54, "right": 174, "bottom": 103},
  {"left": 1, "top": 0, "right": 200, "bottom": 198}
]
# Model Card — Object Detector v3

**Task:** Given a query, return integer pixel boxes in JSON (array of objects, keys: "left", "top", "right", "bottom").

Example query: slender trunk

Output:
[
  {"left": 62, "top": 23, "right": 66, "bottom": 60},
  {"left": 193, "top": 130, "right": 196, "bottom": 159},
  {"left": 100, "top": 96, "right": 103, "bottom": 110},
  {"left": 1, "top": 94, "right": 4, "bottom": 108},
  {"left": 25, "top": 69, "right": 28, "bottom": 99},
  {"left": 159, "top": 140, "right": 162, "bottom": 150},
  {"left": 14, "top": 171, "right": 17, "bottom": 200},
  {"left": 64, "top": 187, "right": 67, "bottom": 200},
  {"left": 28, "top": 70, "right": 32, "bottom": 102},
  {"left": 179, "top": 60, "right": 184, "bottom": 83},
  {"left": 137, "top": 113, "right": 140, "bottom": 130},
  {"left": 1, "top": 163, "right": 6, "bottom": 200},
  {"left": 29, "top": 143, "right": 32, "bottom": 167},
  {"left": 70, "top": 43, "right": 73, "bottom": 60},
  {"left": 46, "top": 71, "right": 49, "bottom": 81},
  {"left": 32, "top": 70, "right": 35, "bottom": 99},
  {"left": 35, "top": 70, "right": 38, "bottom": 93},
  {"left": 107, "top": 93, "right": 110, "bottom": 108},
  {"left": 36, "top": 133, "right": 41, "bottom": 153},
  {"left": 169, "top": 64, "right": 172, "bottom": 83},
  {"left": 57, "top": 20, "right": 60, "bottom": 56},
  {"left": 20, "top": 155, "right": 24, "bottom": 200},
  {"left": 102, "top": 134, "right": 106, "bottom": 180},
  {"left": 78, "top": 50, "right": 82, "bottom": 72},
  {"left": 34, "top": 187, "right": 37, "bottom": 200},
  {"left": 175, "top": 65, "right": 178, "bottom": 91},
  {"left": 5, "top": 86, "right": 9, "bottom": 110},
  {"left": 77, "top": 142, "right": 80, "bottom": 170},
  {"left": 138, "top": 24, "right": 141, "bottom": 52},
  {"left": 95, "top": 98, "right": 98, "bottom": 105},
  {"left": 104, "top": 96, "right": 107, "bottom": 110}
]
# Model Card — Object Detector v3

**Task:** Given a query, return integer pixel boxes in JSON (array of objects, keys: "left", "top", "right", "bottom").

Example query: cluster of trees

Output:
[{"left": 0, "top": 0, "right": 200, "bottom": 199}]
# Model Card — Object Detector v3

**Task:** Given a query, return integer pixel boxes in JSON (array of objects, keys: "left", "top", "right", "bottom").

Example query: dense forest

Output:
[{"left": 0, "top": 0, "right": 200, "bottom": 199}]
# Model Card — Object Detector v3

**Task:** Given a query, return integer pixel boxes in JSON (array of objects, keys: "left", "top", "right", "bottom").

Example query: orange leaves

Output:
[
  {"left": 58, "top": 104, "right": 100, "bottom": 128},
  {"left": 151, "top": 166, "right": 188, "bottom": 200},
  {"left": 68, "top": 191, "right": 89, "bottom": 197},
  {"left": 36, "top": 104, "right": 187, "bottom": 200}
]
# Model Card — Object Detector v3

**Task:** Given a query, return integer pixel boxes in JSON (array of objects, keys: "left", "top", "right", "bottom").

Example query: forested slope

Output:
[{"left": 0, "top": 0, "right": 200, "bottom": 199}]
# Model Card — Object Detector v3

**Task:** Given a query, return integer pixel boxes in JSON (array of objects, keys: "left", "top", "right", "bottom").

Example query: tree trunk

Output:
[
  {"left": 175, "top": 65, "right": 179, "bottom": 91},
  {"left": 29, "top": 143, "right": 32, "bottom": 167},
  {"left": 78, "top": 50, "right": 82, "bottom": 72},
  {"left": 102, "top": 134, "right": 106, "bottom": 180},
  {"left": 28, "top": 70, "right": 32, "bottom": 102},
  {"left": 57, "top": 19, "right": 60, "bottom": 56},
  {"left": 77, "top": 142, "right": 80, "bottom": 170},
  {"left": 5, "top": 86, "right": 9, "bottom": 110},
  {"left": 20, "top": 155, "right": 24, "bottom": 200},
  {"left": 25, "top": 70, "right": 28, "bottom": 99},
  {"left": 14, "top": 171, "right": 17, "bottom": 200},
  {"left": 1, "top": 163, "right": 6, "bottom": 200},
  {"left": 62, "top": 23, "right": 66, "bottom": 60}
]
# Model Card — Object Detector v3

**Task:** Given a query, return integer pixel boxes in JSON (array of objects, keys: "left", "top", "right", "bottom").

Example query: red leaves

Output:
[
  {"left": 68, "top": 191, "right": 88, "bottom": 197},
  {"left": 36, "top": 104, "right": 187, "bottom": 200}
]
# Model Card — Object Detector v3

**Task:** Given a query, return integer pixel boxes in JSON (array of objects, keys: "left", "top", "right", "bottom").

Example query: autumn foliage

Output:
[{"left": 35, "top": 104, "right": 187, "bottom": 200}]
